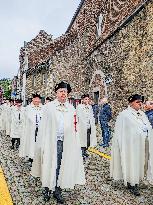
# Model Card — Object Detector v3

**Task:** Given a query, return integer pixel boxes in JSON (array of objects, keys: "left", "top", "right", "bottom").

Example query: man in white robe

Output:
[
  {"left": 31, "top": 81, "right": 85, "bottom": 204},
  {"left": 0, "top": 99, "right": 10, "bottom": 133},
  {"left": 19, "top": 94, "right": 43, "bottom": 165},
  {"left": 110, "top": 94, "right": 153, "bottom": 196},
  {"left": 10, "top": 99, "right": 25, "bottom": 150},
  {"left": 0, "top": 102, "right": 4, "bottom": 131},
  {"left": 76, "top": 94, "right": 97, "bottom": 159},
  {"left": 5, "top": 99, "right": 14, "bottom": 136}
]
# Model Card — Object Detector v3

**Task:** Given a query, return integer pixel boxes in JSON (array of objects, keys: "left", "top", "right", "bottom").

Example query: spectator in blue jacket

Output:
[
  {"left": 99, "top": 98, "right": 112, "bottom": 147},
  {"left": 144, "top": 101, "right": 153, "bottom": 128}
]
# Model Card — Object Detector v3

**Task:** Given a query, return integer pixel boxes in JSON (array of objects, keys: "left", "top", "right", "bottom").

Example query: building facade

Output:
[{"left": 19, "top": 0, "right": 153, "bottom": 114}]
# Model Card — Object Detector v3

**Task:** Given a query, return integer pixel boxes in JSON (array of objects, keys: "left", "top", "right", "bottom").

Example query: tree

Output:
[{"left": 0, "top": 78, "right": 12, "bottom": 99}]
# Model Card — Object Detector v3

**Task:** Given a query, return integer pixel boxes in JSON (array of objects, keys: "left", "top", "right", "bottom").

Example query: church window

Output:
[{"left": 96, "top": 13, "right": 104, "bottom": 37}]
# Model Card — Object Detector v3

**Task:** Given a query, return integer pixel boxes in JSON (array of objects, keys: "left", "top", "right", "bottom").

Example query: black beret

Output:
[
  {"left": 81, "top": 94, "right": 85, "bottom": 99},
  {"left": 55, "top": 81, "right": 71, "bottom": 94},
  {"left": 32, "top": 93, "right": 41, "bottom": 99},
  {"left": 82, "top": 94, "right": 90, "bottom": 99},
  {"left": 46, "top": 97, "right": 52, "bottom": 101},
  {"left": 128, "top": 94, "right": 144, "bottom": 103}
]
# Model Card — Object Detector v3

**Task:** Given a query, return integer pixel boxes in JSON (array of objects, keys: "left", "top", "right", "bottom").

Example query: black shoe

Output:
[
  {"left": 53, "top": 188, "right": 64, "bottom": 204},
  {"left": 29, "top": 158, "right": 33, "bottom": 167},
  {"left": 127, "top": 182, "right": 132, "bottom": 190},
  {"left": 43, "top": 188, "right": 51, "bottom": 202},
  {"left": 130, "top": 185, "right": 140, "bottom": 196}
]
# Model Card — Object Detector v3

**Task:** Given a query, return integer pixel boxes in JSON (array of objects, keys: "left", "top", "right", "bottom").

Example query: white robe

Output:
[
  {"left": 10, "top": 106, "right": 25, "bottom": 139},
  {"left": 19, "top": 103, "right": 43, "bottom": 159},
  {"left": 76, "top": 104, "right": 97, "bottom": 148},
  {"left": 0, "top": 104, "right": 4, "bottom": 130},
  {"left": 31, "top": 99, "right": 86, "bottom": 191},
  {"left": 110, "top": 106, "right": 153, "bottom": 186},
  {"left": 0, "top": 103, "right": 9, "bottom": 131},
  {"left": 4, "top": 104, "right": 12, "bottom": 135}
]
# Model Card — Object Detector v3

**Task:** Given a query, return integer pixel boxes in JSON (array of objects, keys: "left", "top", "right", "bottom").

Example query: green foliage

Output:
[{"left": 0, "top": 78, "right": 12, "bottom": 99}]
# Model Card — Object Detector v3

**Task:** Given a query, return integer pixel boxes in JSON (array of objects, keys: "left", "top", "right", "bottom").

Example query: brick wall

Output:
[{"left": 85, "top": 0, "right": 153, "bottom": 115}]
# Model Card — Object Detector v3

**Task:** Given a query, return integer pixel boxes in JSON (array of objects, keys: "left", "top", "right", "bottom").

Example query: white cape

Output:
[
  {"left": 0, "top": 104, "right": 4, "bottom": 130},
  {"left": 0, "top": 104, "right": 10, "bottom": 132},
  {"left": 31, "top": 100, "right": 86, "bottom": 191},
  {"left": 110, "top": 106, "right": 153, "bottom": 186},
  {"left": 76, "top": 104, "right": 97, "bottom": 147},
  {"left": 6, "top": 105, "right": 13, "bottom": 136},
  {"left": 10, "top": 106, "right": 25, "bottom": 139},
  {"left": 19, "top": 103, "right": 43, "bottom": 159}
]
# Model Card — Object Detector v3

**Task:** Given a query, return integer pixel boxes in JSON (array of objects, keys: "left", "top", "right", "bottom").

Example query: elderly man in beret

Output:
[
  {"left": 31, "top": 81, "right": 85, "bottom": 204},
  {"left": 110, "top": 94, "right": 153, "bottom": 196}
]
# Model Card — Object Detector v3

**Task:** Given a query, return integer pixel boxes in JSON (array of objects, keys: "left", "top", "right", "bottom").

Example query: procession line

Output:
[
  {"left": 0, "top": 166, "right": 13, "bottom": 205},
  {"left": 88, "top": 147, "right": 111, "bottom": 160}
]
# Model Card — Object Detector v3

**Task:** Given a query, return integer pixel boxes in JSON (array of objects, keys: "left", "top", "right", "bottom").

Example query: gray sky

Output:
[{"left": 0, "top": 0, "right": 81, "bottom": 79}]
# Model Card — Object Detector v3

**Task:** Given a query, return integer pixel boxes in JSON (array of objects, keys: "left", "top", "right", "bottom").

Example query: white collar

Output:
[
  {"left": 31, "top": 103, "right": 42, "bottom": 109},
  {"left": 128, "top": 105, "right": 140, "bottom": 113},
  {"left": 54, "top": 99, "right": 68, "bottom": 108}
]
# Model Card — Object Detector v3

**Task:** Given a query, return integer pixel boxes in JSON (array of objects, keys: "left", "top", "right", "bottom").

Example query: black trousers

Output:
[
  {"left": 35, "top": 127, "right": 38, "bottom": 142},
  {"left": 56, "top": 140, "right": 63, "bottom": 186},
  {"left": 81, "top": 128, "right": 91, "bottom": 156},
  {"left": 87, "top": 128, "right": 91, "bottom": 149}
]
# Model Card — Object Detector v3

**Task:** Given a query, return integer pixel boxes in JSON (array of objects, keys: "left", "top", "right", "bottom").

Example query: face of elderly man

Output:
[
  {"left": 130, "top": 100, "right": 142, "bottom": 111},
  {"left": 56, "top": 88, "right": 68, "bottom": 103}
]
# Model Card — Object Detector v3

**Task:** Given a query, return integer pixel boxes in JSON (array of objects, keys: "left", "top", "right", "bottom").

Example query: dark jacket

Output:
[
  {"left": 92, "top": 104, "right": 99, "bottom": 119},
  {"left": 145, "top": 109, "right": 153, "bottom": 128},
  {"left": 99, "top": 103, "right": 112, "bottom": 123}
]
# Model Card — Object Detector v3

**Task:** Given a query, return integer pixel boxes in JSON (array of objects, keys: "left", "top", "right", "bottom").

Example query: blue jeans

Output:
[{"left": 100, "top": 122, "right": 111, "bottom": 145}]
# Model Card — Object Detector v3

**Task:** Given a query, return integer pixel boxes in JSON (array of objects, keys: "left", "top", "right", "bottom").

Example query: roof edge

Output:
[{"left": 66, "top": 0, "right": 85, "bottom": 33}]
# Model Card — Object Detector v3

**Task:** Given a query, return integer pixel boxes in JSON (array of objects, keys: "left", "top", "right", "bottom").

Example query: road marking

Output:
[
  {"left": 0, "top": 166, "right": 13, "bottom": 205},
  {"left": 88, "top": 147, "right": 111, "bottom": 160}
]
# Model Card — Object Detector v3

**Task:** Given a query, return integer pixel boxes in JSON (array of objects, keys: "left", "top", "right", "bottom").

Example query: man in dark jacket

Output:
[
  {"left": 99, "top": 98, "right": 112, "bottom": 147},
  {"left": 144, "top": 101, "right": 153, "bottom": 128}
]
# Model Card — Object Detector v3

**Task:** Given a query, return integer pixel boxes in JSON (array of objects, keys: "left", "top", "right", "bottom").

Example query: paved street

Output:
[{"left": 0, "top": 129, "right": 153, "bottom": 205}]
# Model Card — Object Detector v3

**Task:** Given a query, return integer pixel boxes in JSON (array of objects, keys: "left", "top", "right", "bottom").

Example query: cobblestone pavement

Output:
[{"left": 0, "top": 128, "right": 153, "bottom": 205}]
